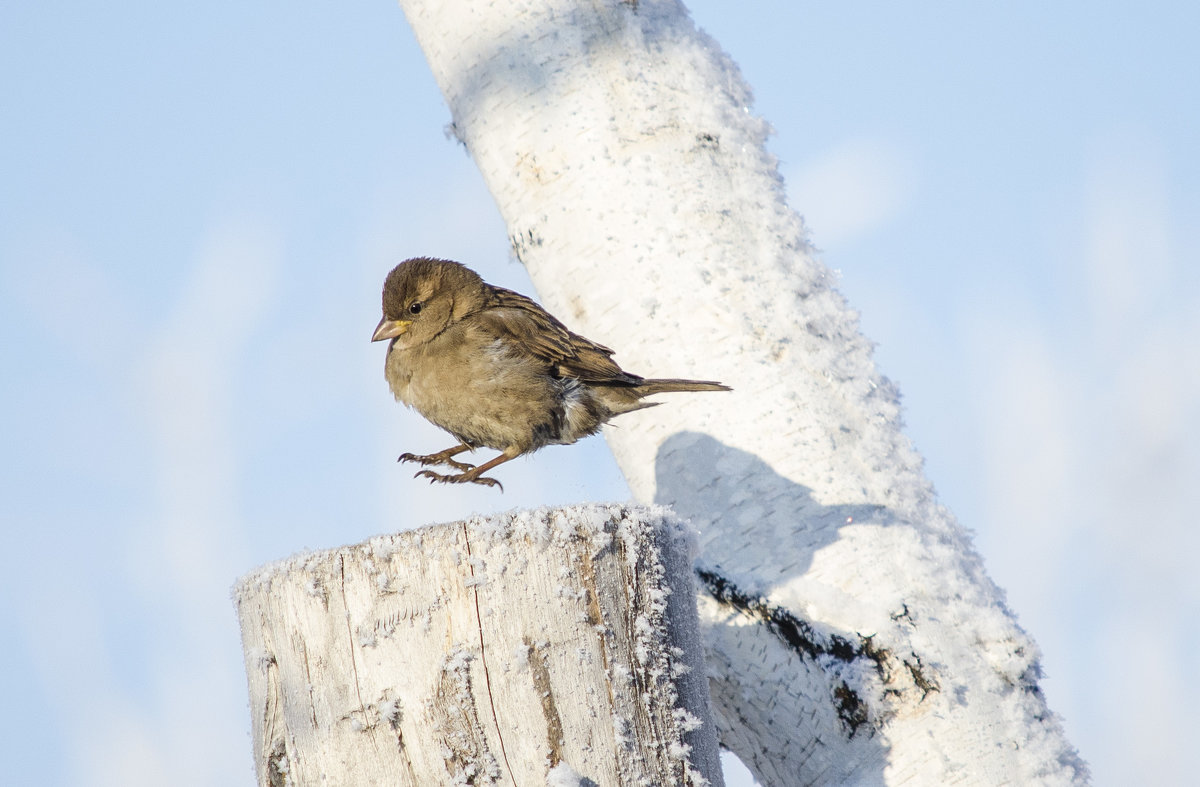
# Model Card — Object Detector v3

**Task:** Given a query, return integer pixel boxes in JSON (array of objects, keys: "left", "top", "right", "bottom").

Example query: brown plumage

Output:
[{"left": 371, "top": 258, "right": 729, "bottom": 489}]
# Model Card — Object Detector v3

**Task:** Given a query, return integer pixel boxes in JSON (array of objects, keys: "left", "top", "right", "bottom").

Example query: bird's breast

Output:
[{"left": 387, "top": 330, "right": 573, "bottom": 452}]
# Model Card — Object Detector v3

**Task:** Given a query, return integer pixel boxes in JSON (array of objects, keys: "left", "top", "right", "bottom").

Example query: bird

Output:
[{"left": 371, "top": 257, "right": 730, "bottom": 490}]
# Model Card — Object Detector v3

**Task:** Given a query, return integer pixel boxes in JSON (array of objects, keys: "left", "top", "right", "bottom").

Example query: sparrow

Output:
[{"left": 371, "top": 257, "right": 730, "bottom": 490}]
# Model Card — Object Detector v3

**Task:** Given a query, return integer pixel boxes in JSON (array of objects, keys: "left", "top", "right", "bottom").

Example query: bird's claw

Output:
[
  {"left": 398, "top": 452, "right": 476, "bottom": 471},
  {"left": 414, "top": 469, "right": 503, "bottom": 491}
]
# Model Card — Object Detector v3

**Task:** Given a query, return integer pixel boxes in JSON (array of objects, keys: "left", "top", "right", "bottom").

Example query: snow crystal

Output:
[
  {"left": 673, "top": 707, "right": 704, "bottom": 733},
  {"left": 612, "top": 714, "right": 632, "bottom": 747},
  {"left": 667, "top": 740, "right": 692, "bottom": 760},
  {"left": 378, "top": 697, "right": 401, "bottom": 725},
  {"left": 546, "top": 762, "right": 584, "bottom": 787},
  {"left": 247, "top": 647, "right": 274, "bottom": 671},
  {"left": 443, "top": 648, "right": 472, "bottom": 673}
]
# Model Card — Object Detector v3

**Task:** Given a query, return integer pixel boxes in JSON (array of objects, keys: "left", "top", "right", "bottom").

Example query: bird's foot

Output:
[
  {"left": 414, "top": 469, "right": 503, "bottom": 491},
  {"left": 398, "top": 451, "right": 475, "bottom": 471}
]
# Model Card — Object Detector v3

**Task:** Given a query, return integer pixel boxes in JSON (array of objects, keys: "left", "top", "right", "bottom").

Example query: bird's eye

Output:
[{"left": 408, "top": 302, "right": 423, "bottom": 315}]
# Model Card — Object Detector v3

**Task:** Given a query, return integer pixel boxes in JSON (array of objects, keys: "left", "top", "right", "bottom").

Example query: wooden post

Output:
[{"left": 234, "top": 504, "right": 723, "bottom": 786}]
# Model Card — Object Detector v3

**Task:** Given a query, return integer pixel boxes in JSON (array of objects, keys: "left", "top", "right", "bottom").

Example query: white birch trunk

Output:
[
  {"left": 235, "top": 505, "right": 723, "bottom": 786},
  {"left": 394, "top": 0, "right": 1088, "bottom": 784}
]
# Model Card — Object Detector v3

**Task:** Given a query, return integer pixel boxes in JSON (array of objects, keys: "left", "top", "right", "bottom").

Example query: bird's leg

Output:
[
  {"left": 415, "top": 448, "right": 518, "bottom": 491},
  {"left": 398, "top": 442, "right": 475, "bottom": 471}
]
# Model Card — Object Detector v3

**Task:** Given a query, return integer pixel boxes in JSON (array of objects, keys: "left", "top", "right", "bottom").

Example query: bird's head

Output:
[{"left": 371, "top": 257, "right": 487, "bottom": 349}]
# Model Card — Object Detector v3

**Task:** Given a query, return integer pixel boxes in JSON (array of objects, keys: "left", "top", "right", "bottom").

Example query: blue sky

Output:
[{"left": 2, "top": 2, "right": 1196, "bottom": 785}]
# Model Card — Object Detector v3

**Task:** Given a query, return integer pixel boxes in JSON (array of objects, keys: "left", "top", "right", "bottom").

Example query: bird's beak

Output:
[{"left": 371, "top": 317, "right": 411, "bottom": 342}]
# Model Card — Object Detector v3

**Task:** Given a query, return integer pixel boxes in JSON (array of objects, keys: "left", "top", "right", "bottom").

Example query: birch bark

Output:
[{"left": 394, "top": 0, "right": 1086, "bottom": 783}]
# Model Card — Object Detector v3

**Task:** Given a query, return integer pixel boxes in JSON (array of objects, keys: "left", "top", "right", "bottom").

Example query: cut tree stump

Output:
[{"left": 234, "top": 504, "right": 723, "bottom": 786}]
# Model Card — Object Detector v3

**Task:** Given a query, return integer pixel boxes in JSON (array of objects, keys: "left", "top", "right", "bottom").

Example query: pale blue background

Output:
[{"left": 2, "top": 3, "right": 1196, "bottom": 785}]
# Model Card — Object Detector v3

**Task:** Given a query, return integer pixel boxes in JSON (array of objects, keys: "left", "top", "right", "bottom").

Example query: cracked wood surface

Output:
[{"left": 234, "top": 505, "right": 722, "bottom": 786}]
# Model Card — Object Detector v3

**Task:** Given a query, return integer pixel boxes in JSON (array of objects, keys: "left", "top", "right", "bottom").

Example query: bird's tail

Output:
[{"left": 636, "top": 378, "right": 731, "bottom": 395}]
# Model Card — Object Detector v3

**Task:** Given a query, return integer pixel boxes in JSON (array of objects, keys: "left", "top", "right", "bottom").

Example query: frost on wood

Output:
[
  {"left": 395, "top": 0, "right": 1087, "bottom": 783},
  {"left": 234, "top": 504, "right": 723, "bottom": 786}
]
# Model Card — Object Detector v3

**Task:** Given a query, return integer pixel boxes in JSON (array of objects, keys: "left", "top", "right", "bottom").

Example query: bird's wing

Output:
[{"left": 478, "top": 287, "right": 642, "bottom": 384}]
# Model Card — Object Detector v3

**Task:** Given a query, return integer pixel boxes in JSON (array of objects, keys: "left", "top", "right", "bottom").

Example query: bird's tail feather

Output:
[{"left": 637, "top": 378, "right": 731, "bottom": 395}]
